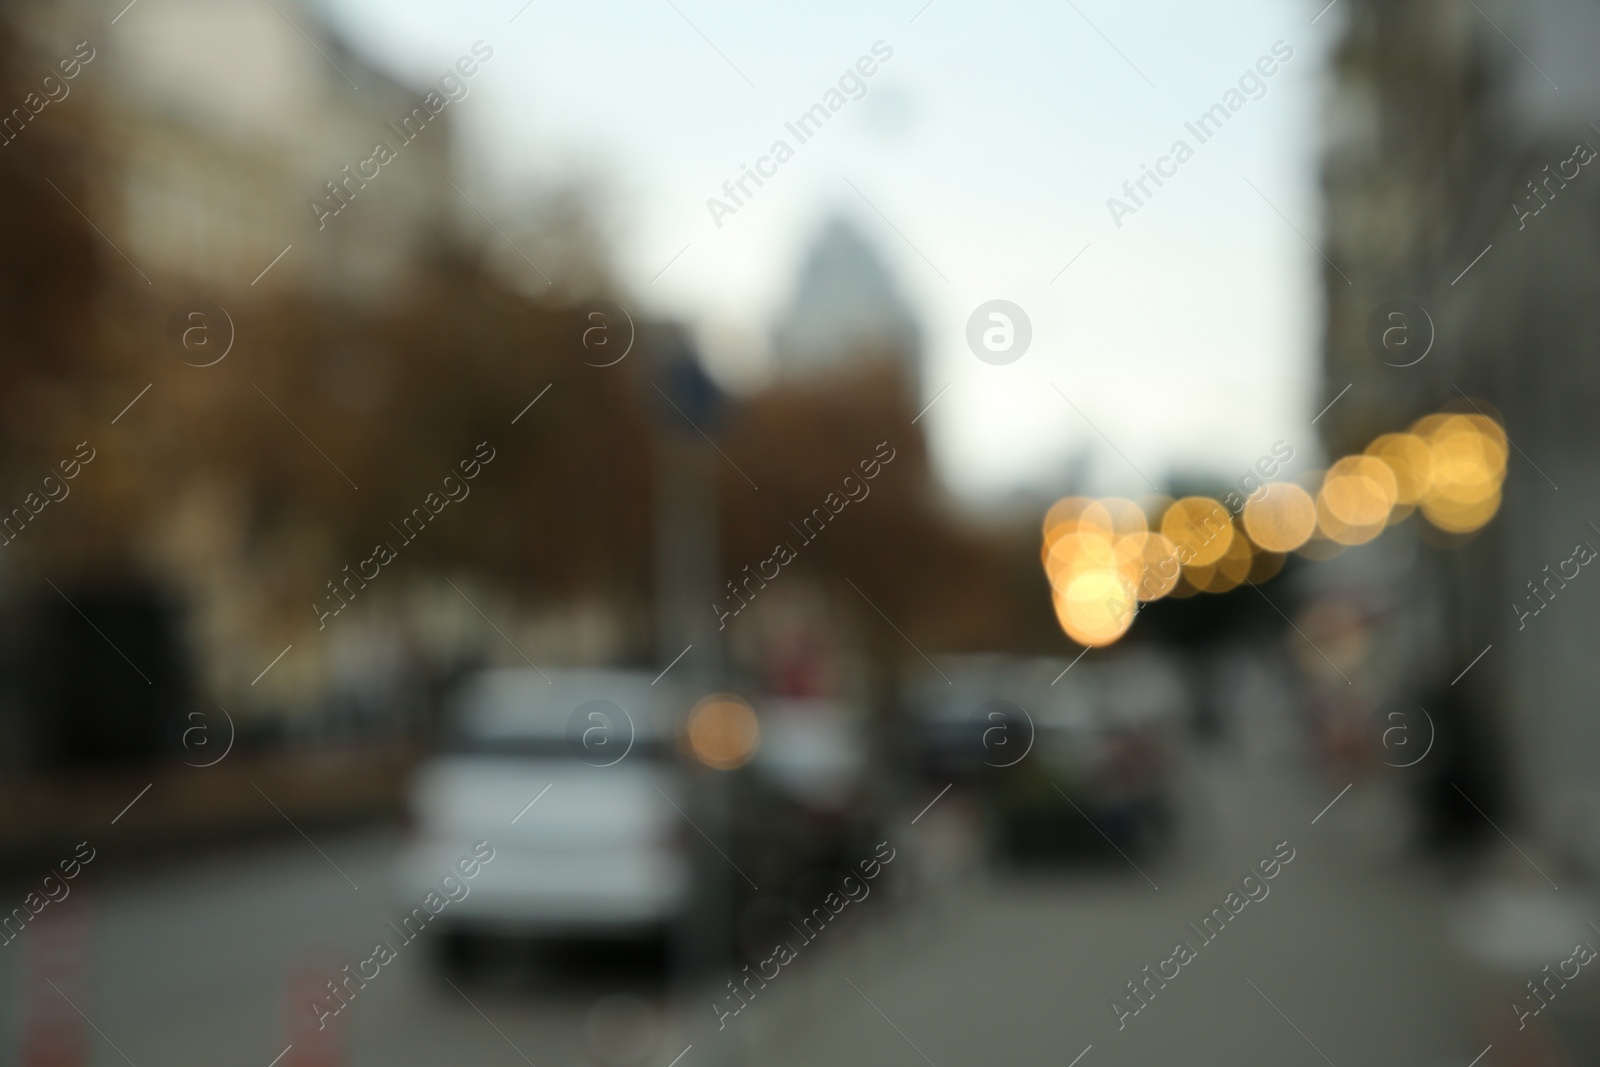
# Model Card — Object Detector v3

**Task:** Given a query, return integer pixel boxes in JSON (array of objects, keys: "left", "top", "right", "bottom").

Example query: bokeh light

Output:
[
  {"left": 1319, "top": 455, "right": 1398, "bottom": 529},
  {"left": 1161, "top": 496, "right": 1235, "bottom": 567},
  {"left": 1135, "top": 533, "right": 1182, "bottom": 601},
  {"left": 1242, "top": 483, "right": 1317, "bottom": 553},
  {"left": 1037, "top": 407, "right": 1507, "bottom": 647},
  {"left": 1193, "top": 522, "right": 1253, "bottom": 593},
  {"left": 1096, "top": 497, "right": 1150, "bottom": 542},
  {"left": 1415, "top": 411, "right": 1505, "bottom": 534},
  {"left": 1054, "top": 569, "right": 1137, "bottom": 647},
  {"left": 686, "top": 695, "right": 760, "bottom": 770},
  {"left": 1365, "top": 433, "right": 1432, "bottom": 507},
  {"left": 1421, "top": 487, "right": 1503, "bottom": 533},
  {"left": 1042, "top": 496, "right": 1096, "bottom": 545}
]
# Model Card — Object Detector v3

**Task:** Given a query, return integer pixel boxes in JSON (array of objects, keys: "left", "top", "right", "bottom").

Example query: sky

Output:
[{"left": 320, "top": 0, "right": 1341, "bottom": 505}]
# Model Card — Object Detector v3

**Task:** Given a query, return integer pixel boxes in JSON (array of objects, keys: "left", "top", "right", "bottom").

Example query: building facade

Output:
[{"left": 1322, "top": 0, "right": 1600, "bottom": 872}]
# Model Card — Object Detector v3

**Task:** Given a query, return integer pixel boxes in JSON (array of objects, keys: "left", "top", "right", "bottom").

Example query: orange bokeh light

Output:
[
  {"left": 1242, "top": 483, "right": 1317, "bottom": 553},
  {"left": 1161, "top": 496, "right": 1234, "bottom": 567},
  {"left": 686, "top": 695, "right": 760, "bottom": 770}
]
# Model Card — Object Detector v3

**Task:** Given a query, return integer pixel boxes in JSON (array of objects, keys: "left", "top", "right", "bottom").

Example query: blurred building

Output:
[
  {"left": 771, "top": 217, "right": 922, "bottom": 395},
  {"left": 1321, "top": 0, "right": 1600, "bottom": 872},
  {"left": 17, "top": 0, "right": 452, "bottom": 299},
  {"left": 0, "top": 0, "right": 470, "bottom": 769}
]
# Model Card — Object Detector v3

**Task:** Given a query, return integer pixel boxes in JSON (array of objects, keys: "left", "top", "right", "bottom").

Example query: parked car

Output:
[
  {"left": 906, "top": 652, "right": 1186, "bottom": 862},
  {"left": 996, "top": 648, "right": 1185, "bottom": 862},
  {"left": 397, "top": 668, "right": 693, "bottom": 955}
]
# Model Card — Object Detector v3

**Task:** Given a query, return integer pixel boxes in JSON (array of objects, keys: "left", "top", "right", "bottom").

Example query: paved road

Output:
[
  {"left": 745, "top": 763, "right": 1488, "bottom": 1067},
  {"left": 0, "top": 752, "right": 1518, "bottom": 1067}
]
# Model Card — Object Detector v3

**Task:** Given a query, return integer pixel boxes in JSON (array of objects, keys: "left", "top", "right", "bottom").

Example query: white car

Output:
[{"left": 397, "top": 668, "right": 692, "bottom": 942}]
